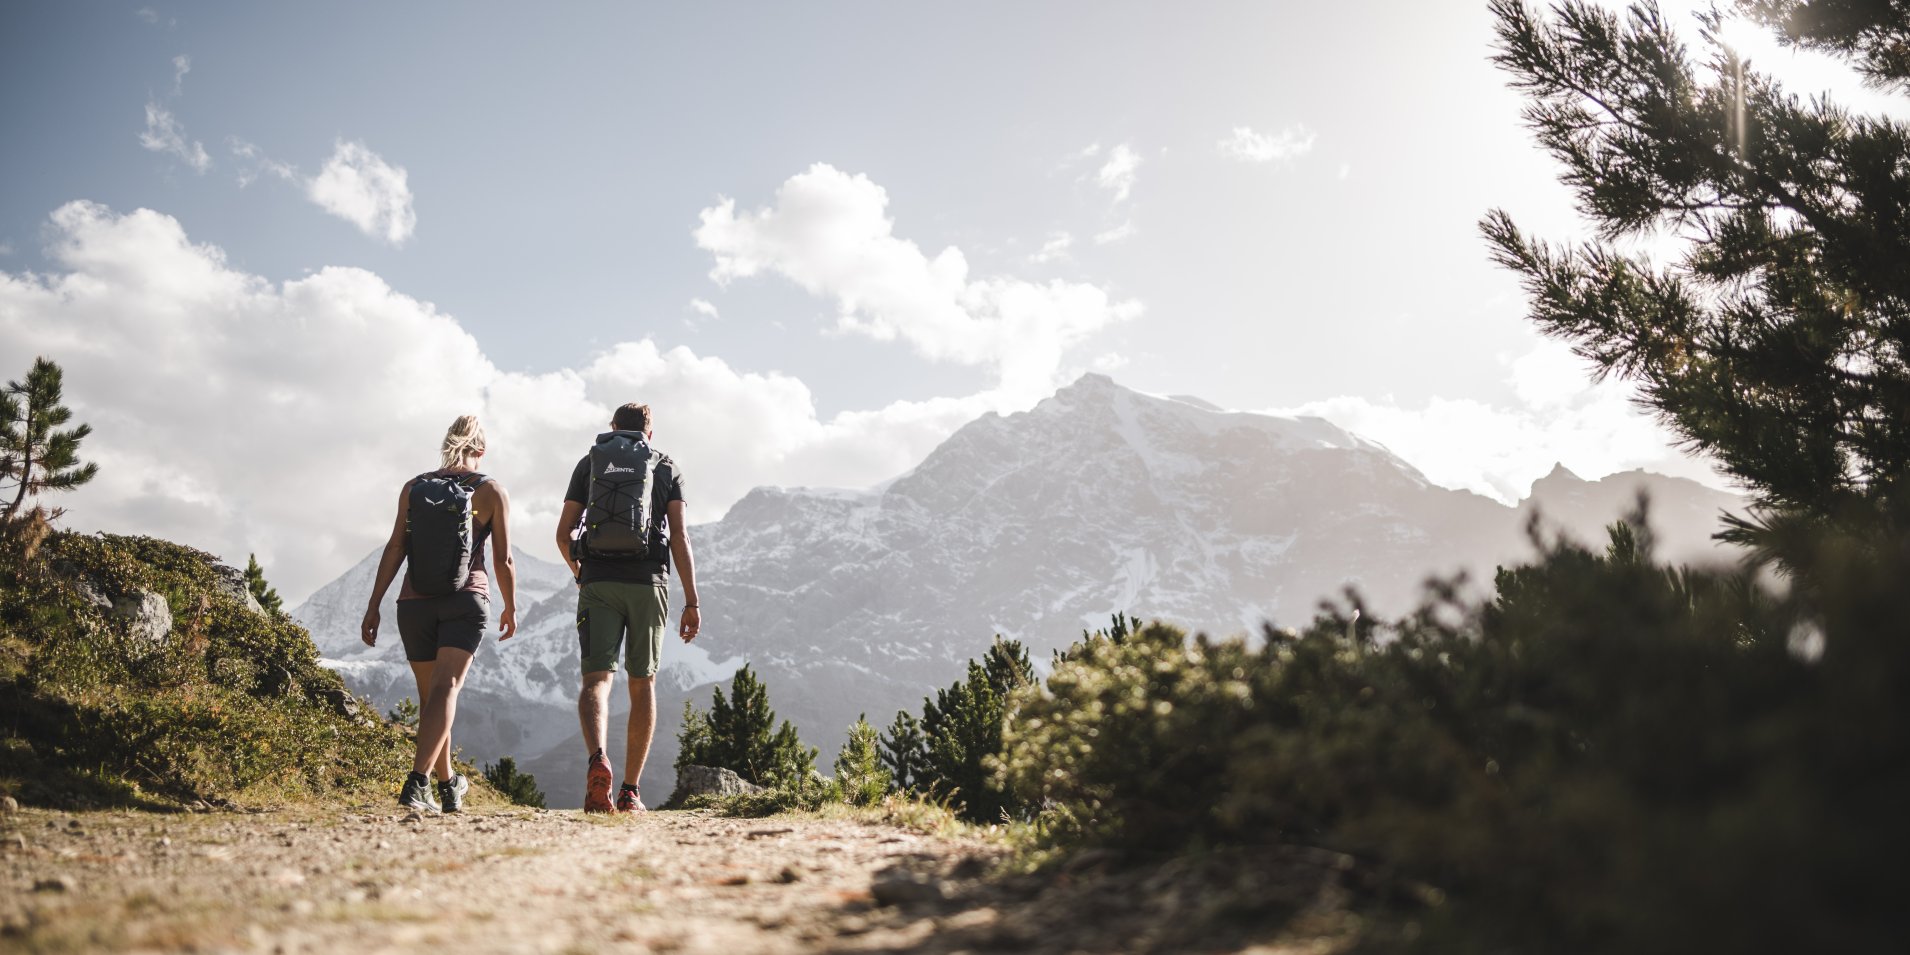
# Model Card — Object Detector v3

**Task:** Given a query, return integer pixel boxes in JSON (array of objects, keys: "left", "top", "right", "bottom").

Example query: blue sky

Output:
[{"left": 8, "top": 1, "right": 1865, "bottom": 598}]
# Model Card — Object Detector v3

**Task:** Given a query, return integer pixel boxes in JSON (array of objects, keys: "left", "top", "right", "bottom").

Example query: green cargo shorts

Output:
[{"left": 576, "top": 581, "right": 667, "bottom": 677}]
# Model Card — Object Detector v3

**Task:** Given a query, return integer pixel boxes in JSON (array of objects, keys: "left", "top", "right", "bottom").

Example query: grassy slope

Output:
[{"left": 0, "top": 531, "right": 498, "bottom": 810}]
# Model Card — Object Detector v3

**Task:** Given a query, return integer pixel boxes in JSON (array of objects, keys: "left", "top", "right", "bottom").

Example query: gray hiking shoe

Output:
[
  {"left": 437, "top": 774, "right": 469, "bottom": 814},
  {"left": 398, "top": 772, "right": 437, "bottom": 813}
]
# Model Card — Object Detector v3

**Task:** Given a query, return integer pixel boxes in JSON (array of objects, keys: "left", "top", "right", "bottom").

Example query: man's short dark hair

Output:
[{"left": 612, "top": 403, "right": 652, "bottom": 432}]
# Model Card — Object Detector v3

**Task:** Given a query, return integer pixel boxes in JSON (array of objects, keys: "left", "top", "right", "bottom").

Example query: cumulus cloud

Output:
[
  {"left": 171, "top": 54, "right": 191, "bottom": 95},
  {"left": 1094, "top": 144, "right": 1141, "bottom": 202},
  {"left": 688, "top": 298, "right": 720, "bottom": 320},
  {"left": 139, "top": 101, "right": 209, "bottom": 172},
  {"left": 1271, "top": 339, "right": 1728, "bottom": 503},
  {"left": 0, "top": 202, "right": 1020, "bottom": 601},
  {"left": 1219, "top": 124, "right": 1317, "bottom": 163},
  {"left": 306, "top": 141, "right": 416, "bottom": 246},
  {"left": 1028, "top": 231, "right": 1073, "bottom": 265},
  {"left": 694, "top": 163, "right": 1141, "bottom": 399}
]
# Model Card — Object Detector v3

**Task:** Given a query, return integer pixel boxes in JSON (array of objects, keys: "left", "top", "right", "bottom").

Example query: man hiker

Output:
[
  {"left": 362, "top": 414, "right": 519, "bottom": 813},
  {"left": 555, "top": 402, "right": 700, "bottom": 813}
]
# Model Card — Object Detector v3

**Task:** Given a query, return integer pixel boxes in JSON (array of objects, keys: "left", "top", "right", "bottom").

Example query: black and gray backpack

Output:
[
  {"left": 404, "top": 471, "right": 489, "bottom": 595},
  {"left": 581, "top": 431, "right": 662, "bottom": 560}
]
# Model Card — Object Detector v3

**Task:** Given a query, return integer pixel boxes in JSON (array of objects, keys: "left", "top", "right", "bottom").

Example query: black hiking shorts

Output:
[{"left": 396, "top": 591, "right": 488, "bottom": 662}]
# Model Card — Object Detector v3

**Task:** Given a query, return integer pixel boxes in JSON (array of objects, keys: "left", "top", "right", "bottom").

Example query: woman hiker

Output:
[{"left": 360, "top": 415, "right": 519, "bottom": 812}]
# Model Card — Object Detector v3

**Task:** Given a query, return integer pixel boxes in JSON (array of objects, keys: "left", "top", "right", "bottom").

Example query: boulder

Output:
[
  {"left": 110, "top": 590, "right": 173, "bottom": 645},
  {"left": 73, "top": 578, "right": 112, "bottom": 612},
  {"left": 208, "top": 562, "right": 265, "bottom": 615},
  {"left": 665, "top": 765, "right": 763, "bottom": 808}
]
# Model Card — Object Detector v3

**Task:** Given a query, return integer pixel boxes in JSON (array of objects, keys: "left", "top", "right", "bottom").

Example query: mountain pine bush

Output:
[
  {"left": 883, "top": 636, "right": 1034, "bottom": 822},
  {"left": 999, "top": 509, "right": 1910, "bottom": 952},
  {"left": 832, "top": 714, "right": 890, "bottom": 806},
  {"left": 675, "top": 663, "right": 816, "bottom": 786},
  {"left": 482, "top": 755, "right": 547, "bottom": 808}
]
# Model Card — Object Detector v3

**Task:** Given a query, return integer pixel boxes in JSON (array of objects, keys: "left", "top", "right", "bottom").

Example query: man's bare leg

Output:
[
  {"left": 579, "top": 670, "right": 615, "bottom": 756},
  {"left": 407, "top": 660, "right": 453, "bottom": 779},
  {"left": 412, "top": 648, "right": 474, "bottom": 777},
  {"left": 623, "top": 675, "right": 656, "bottom": 787}
]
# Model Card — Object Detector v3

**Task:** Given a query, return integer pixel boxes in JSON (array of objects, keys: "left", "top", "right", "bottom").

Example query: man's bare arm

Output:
[
  {"left": 555, "top": 499, "right": 585, "bottom": 583},
  {"left": 667, "top": 499, "right": 699, "bottom": 642},
  {"left": 361, "top": 485, "right": 410, "bottom": 646}
]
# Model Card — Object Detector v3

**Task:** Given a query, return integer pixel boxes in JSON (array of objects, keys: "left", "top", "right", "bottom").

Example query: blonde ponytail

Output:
[{"left": 439, "top": 415, "right": 487, "bottom": 469}]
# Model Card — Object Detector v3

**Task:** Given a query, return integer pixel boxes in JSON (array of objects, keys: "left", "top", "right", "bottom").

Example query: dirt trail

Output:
[{"left": 0, "top": 805, "right": 1013, "bottom": 955}]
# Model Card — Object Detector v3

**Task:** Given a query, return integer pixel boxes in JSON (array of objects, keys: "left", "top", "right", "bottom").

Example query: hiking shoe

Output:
[
  {"left": 615, "top": 783, "right": 645, "bottom": 814},
  {"left": 398, "top": 772, "right": 437, "bottom": 813},
  {"left": 583, "top": 753, "right": 615, "bottom": 813},
  {"left": 437, "top": 774, "right": 469, "bottom": 814}
]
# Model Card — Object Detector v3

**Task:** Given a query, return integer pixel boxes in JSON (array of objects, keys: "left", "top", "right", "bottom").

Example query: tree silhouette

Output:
[
  {"left": 1, "top": 357, "right": 98, "bottom": 524},
  {"left": 1482, "top": 1, "right": 1910, "bottom": 540}
]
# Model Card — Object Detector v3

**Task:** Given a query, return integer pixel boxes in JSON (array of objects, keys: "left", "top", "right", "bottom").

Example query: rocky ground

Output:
[{"left": 0, "top": 803, "right": 1362, "bottom": 954}]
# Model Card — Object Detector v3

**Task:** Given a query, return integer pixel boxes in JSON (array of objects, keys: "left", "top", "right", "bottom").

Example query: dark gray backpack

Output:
[
  {"left": 582, "top": 431, "right": 661, "bottom": 559},
  {"left": 405, "top": 471, "right": 488, "bottom": 595}
]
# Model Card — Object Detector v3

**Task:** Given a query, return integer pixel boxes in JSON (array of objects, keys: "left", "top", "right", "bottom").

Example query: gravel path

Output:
[{"left": 0, "top": 805, "right": 1006, "bottom": 955}]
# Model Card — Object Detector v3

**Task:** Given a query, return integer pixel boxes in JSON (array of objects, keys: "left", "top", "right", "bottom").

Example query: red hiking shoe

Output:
[
  {"left": 615, "top": 783, "right": 646, "bottom": 814},
  {"left": 583, "top": 753, "right": 615, "bottom": 814}
]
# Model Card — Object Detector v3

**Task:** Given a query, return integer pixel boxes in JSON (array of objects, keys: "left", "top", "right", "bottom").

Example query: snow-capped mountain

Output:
[{"left": 295, "top": 374, "right": 1744, "bottom": 805}]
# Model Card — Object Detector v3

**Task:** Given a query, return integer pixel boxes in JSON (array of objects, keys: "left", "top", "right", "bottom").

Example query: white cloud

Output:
[
  {"left": 139, "top": 101, "right": 209, "bottom": 172},
  {"left": 1089, "top": 351, "right": 1129, "bottom": 373},
  {"left": 1093, "top": 220, "right": 1137, "bottom": 245},
  {"left": 228, "top": 138, "right": 298, "bottom": 188},
  {"left": 1028, "top": 231, "right": 1073, "bottom": 264},
  {"left": 1219, "top": 124, "right": 1317, "bottom": 164},
  {"left": 688, "top": 298, "right": 720, "bottom": 320},
  {"left": 0, "top": 242, "right": 13, "bottom": 257},
  {"left": 135, "top": 7, "right": 159, "bottom": 24},
  {"left": 1338, "top": 163, "right": 1351, "bottom": 180},
  {"left": 0, "top": 201, "right": 1033, "bottom": 601},
  {"left": 1094, "top": 144, "right": 1141, "bottom": 203},
  {"left": 1271, "top": 339, "right": 1726, "bottom": 503},
  {"left": 306, "top": 140, "right": 416, "bottom": 246},
  {"left": 171, "top": 54, "right": 191, "bottom": 95},
  {"left": 694, "top": 163, "right": 1141, "bottom": 399}
]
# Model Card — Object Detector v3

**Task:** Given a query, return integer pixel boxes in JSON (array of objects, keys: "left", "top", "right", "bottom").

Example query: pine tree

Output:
[
  {"left": 832, "top": 714, "right": 892, "bottom": 806},
  {"left": 1481, "top": 1, "right": 1910, "bottom": 533},
  {"left": 918, "top": 637, "right": 1034, "bottom": 821},
  {"left": 674, "top": 664, "right": 816, "bottom": 786},
  {"left": 879, "top": 710, "right": 928, "bottom": 794},
  {"left": 482, "top": 756, "right": 547, "bottom": 808},
  {"left": 244, "top": 554, "right": 284, "bottom": 615},
  {"left": 0, "top": 357, "right": 98, "bottom": 525}
]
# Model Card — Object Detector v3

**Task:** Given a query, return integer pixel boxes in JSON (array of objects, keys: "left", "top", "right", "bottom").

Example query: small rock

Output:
[
  {"left": 1, "top": 795, "right": 18, "bottom": 813},
  {"left": 65, "top": 819, "right": 82, "bottom": 830},
  {"left": 272, "top": 868, "right": 306, "bottom": 886},
  {"left": 376, "top": 840, "right": 392, "bottom": 850},
  {"left": 776, "top": 865, "right": 804, "bottom": 884},
  {"left": 664, "top": 765, "right": 764, "bottom": 808},
  {"left": 870, "top": 867, "right": 946, "bottom": 906},
  {"left": 34, "top": 876, "right": 75, "bottom": 893},
  {"left": 401, "top": 812, "right": 424, "bottom": 825},
  {"left": 109, "top": 589, "right": 174, "bottom": 645},
  {"left": 284, "top": 899, "right": 316, "bottom": 916},
  {"left": 157, "top": 836, "right": 171, "bottom": 848},
  {"left": 4, "top": 834, "right": 27, "bottom": 851}
]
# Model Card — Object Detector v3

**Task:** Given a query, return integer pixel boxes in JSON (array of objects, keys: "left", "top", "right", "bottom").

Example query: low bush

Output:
[{"left": 998, "top": 514, "right": 1910, "bottom": 953}]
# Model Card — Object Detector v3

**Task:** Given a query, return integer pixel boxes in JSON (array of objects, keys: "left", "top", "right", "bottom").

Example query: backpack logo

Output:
[{"left": 603, "top": 463, "right": 638, "bottom": 475}]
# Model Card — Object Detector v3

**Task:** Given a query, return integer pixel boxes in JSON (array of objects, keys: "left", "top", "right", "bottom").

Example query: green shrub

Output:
[
  {"left": 884, "top": 636, "right": 1034, "bottom": 822},
  {"left": 675, "top": 663, "right": 816, "bottom": 786},
  {"left": 482, "top": 756, "right": 546, "bottom": 808},
  {"left": 999, "top": 512, "right": 1910, "bottom": 952},
  {"left": 831, "top": 714, "right": 890, "bottom": 806}
]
